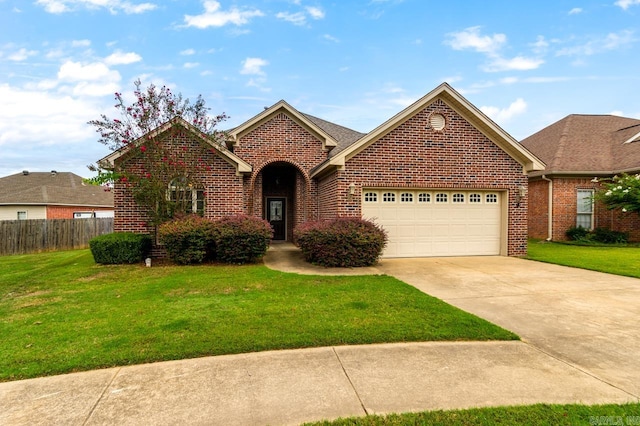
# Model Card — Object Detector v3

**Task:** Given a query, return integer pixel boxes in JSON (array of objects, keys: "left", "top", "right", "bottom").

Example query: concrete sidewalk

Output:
[
  {"left": 2, "top": 245, "right": 639, "bottom": 425},
  {"left": 1, "top": 342, "right": 634, "bottom": 426}
]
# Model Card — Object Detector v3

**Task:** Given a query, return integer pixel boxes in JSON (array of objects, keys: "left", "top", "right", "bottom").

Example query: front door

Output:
[{"left": 266, "top": 197, "right": 286, "bottom": 240}]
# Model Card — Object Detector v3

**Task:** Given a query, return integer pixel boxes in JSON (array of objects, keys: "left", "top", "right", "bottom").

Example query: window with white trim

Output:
[
  {"left": 452, "top": 193, "right": 465, "bottom": 203},
  {"left": 364, "top": 192, "right": 377, "bottom": 202},
  {"left": 418, "top": 193, "right": 431, "bottom": 203},
  {"left": 435, "top": 193, "right": 448, "bottom": 203},
  {"left": 383, "top": 192, "right": 396, "bottom": 202},
  {"left": 17, "top": 211, "right": 27, "bottom": 220},
  {"left": 400, "top": 192, "right": 413, "bottom": 203},
  {"left": 469, "top": 193, "right": 482, "bottom": 203},
  {"left": 486, "top": 194, "right": 498, "bottom": 203},
  {"left": 577, "top": 189, "right": 594, "bottom": 229},
  {"left": 169, "top": 177, "right": 205, "bottom": 216}
]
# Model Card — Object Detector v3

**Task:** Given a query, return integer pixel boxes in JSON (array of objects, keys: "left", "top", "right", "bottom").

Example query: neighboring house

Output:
[
  {"left": 521, "top": 114, "right": 640, "bottom": 241},
  {"left": 0, "top": 171, "right": 114, "bottom": 220},
  {"left": 101, "top": 83, "right": 544, "bottom": 258}
]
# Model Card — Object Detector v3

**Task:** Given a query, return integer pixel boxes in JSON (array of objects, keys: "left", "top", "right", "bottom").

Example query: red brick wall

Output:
[
  {"left": 114, "top": 127, "right": 244, "bottom": 236},
  {"left": 236, "top": 112, "right": 328, "bottom": 224},
  {"left": 336, "top": 99, "right": 530, "bottom": 256},
  {"left": 545, "top": 177, "right": 640, "bottom": 241},
  {"left": 527, "top": 178, "right": 549, "bottom": 239},
  {"left": 46, "top": 206, "right": 113, "bottom": 219}
]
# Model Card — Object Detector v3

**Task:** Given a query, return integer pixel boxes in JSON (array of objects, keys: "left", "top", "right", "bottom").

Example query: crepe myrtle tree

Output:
[
  {"left": 594, "top": 173, "right": 640, "bottom": 214},
  {"left": 88, "top": 79, "right": 228, "bottom": 225}
]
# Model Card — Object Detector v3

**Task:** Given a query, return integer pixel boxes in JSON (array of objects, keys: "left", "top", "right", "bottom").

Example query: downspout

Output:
[{"left": 541, "top": 175, "right": 553, "bottom": 241}]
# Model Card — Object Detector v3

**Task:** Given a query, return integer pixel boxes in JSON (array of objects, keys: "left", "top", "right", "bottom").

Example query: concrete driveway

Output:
[{"left": 377, "top": 256, "right": 640, "bottom": 398}]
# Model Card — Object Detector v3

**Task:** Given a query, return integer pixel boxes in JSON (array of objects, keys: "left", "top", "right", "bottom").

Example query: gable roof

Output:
[
  {"left": 99, "top": 117, "right": 252, "bottom": 175},
  {"left": 520, "top": 114, "right": 640, "bottom": 177},
  {"left": 311, "top": 82, "right": 545, "bottom": 178},
  {"left": 0, "top": 172, "right": 114, "bottom": 207},
  {"left": 227, "top": 100, "right": 347, "bottom": 151}
]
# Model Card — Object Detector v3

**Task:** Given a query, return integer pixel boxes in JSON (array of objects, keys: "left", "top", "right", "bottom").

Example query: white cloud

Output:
[
  {"left": 483, "top": 56, "right": 544, "bottom": 72},
  {"left": 104, "top": 51, "right": 142, "bottom": 65},
  {"left": 180, "top": 48, "right": 196, "bottom": 56},
  {"left": 240, "top": 57, "right": 268, "bottom": 76},
  {"left": 183, "top": 62, "right": 199, "bottom": 69},
  {"left": 72, "top": 39, "right": 91, "bottom": 47},
  {"left": 276, "top": 11, "right": 306, "bottom": 26},
  {"left": 306, "top": 6, "right": 325, "bottom": 19},
  {"left": 36, "top": 0, "right": 157, "bottom": 14},
  {"left": 7, "top": 48, "right": 38, "bottom": 62},
  {"left": 0, "top": 84, "right": 101, "bottom": 147},
  {"left": 445, "top": 26, "right": 543, "bottom": 72},
  {"left": 556, "top": 30, "right": 636, "bottom": 56},
  {"left": 481, "top": 98, "right": 527, "bottom": 123},
  {"left": 615, "top": 0, "right": 640, "bottom": 9},
  {"left": 184, "top": 1, "right": 264, "bottom": 29},
  {"left": 568, "top": 7, "right": 583, "bottom": 14},
  {"left": 323, "top": 34, "right": 340, "bottom": 43},
  {"left": 56, "top": 60, "right": 122, "bottom": 96},
  {"left": 445, "top": 26, "right": 506, "bottom": 54},
  {"left": 610, "top": 110, "right": 625, "bottom": 116}
]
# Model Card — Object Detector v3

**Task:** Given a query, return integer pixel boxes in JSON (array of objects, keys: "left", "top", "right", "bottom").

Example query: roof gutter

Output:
[{"left": 541, "top": 174, "right": 553, "bottom": 241}]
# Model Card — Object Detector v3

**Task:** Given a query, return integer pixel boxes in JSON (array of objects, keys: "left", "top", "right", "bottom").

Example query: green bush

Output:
[
  {"left": 566, "top": 226, "right": 590, "bottom": 241},
  {"left": 158, "top": 216, "right": 217, "bottom": 265},
  {"left": 89, "top": 232, "right": 152, "bottom": 264},
  {"left": 214, "top": 215, "right": 273, "bottom": 264},
  {"left": 592, "top": 227, "right": 629, "bottom": 244},
  {"left": 294, "top": 217, "right": 387, "bottom": 267}
]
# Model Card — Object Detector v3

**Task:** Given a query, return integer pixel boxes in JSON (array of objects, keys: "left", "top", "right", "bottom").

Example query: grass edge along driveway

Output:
[
  {"left": 527, "top": 240, "right": 640, "bottom": 278},
  {"left": 0, "top": 249, "right": 517, "bottom": 382}
]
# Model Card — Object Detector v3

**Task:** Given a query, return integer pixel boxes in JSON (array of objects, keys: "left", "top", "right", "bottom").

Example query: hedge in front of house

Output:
[
  {"left": 294, "top": 217, "right": 387, "bottom": 267},
  {"left": 214, "top": 215, "right": 273, "bottom": 264},
  {"left": 89, "top": 232, "right": 152, "bottom": 264},
  {"left": 158, "top": 215, "right": 217, "bottom": 265}
]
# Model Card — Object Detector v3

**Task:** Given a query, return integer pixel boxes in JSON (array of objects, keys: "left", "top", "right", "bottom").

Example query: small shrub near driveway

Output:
[
  {"left": 214, "top": 214, "right": 273, "bottom": 264},
  {"left": 565, "top": 226, "right": 629, "bottom": 244},
  {"left": 295, "top": 217, "right": 387, "bottom": 267},
  {"left": 89, "top": 232, "right": 151, "bottom": 264},
  {"left": 158, "top": 215, "right": 217, "bottom": 265}
]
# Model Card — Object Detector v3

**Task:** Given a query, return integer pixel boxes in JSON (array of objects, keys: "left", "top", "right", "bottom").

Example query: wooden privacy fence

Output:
[{"left": 0, "top": 218, "right": 113, "bottom": 256}]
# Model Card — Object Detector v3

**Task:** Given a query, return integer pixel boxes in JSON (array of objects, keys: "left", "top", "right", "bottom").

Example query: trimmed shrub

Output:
[
  {"left": 566, "top": 226, "right": 590, "bottom": 241},
  {"left": 158, "top": 215, "right": 217, "bottom": 265},
  {"left": 214, "top": 215, "right": 273, "bottom": 264},
  {"left": 592, "top": 227, "right": 629, "bottom": 244},
  {"left": 89, "top": 232, "right": 152, "bottom": 264},
  {"left": 294, "top": 217, "right": 387, "bottom": 267}
]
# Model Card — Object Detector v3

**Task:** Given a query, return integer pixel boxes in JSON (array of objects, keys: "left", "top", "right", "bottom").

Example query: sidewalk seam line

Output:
[
  {"left": 523, "top": 341, "right": 640, "bottom": 400},
  {"left": 332, "top": 347, "right": 369, "bottom": 416},
  {"left": 82, "top": 367, "right": 122, "bottom": 426}
]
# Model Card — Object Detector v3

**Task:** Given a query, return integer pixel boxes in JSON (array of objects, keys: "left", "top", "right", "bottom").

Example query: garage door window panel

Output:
[{"left": 435, "top": 193, "right": 448, "bottom": 203}]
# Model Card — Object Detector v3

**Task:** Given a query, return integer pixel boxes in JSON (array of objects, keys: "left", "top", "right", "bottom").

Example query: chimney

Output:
[{"left": 22, "top": 170, "right": 29, "bottom": 175}]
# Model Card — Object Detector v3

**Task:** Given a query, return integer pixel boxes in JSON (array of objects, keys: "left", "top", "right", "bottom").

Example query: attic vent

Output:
[{"left": 429, "top": 113, "right": 446, "bottom": 131}]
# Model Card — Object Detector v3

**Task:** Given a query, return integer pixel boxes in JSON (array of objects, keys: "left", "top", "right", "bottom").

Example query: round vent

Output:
[{"left": 429, "top": 113, "right": 446, "bottom": 131}]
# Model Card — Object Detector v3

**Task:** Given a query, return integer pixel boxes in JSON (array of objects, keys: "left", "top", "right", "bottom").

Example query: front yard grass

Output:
[
  {"left": 527, "top": 240, "right": 640, "bottom": 278},
  {"left": 0, "top": 249, "right": 516, "bottom": 382}
]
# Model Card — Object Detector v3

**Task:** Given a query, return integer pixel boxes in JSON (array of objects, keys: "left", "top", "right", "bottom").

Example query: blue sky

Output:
[{"left": 1, "top": 0, "right": 639, "bottom": 178}]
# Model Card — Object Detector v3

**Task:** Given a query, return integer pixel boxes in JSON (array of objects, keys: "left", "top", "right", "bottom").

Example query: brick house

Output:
[
  {"left": 521, "top": 114, "right": 640, "bottom": 241},
  {"left": 102, "top": 83, "right": 544, "bottom": 258},
  {"left": 0, "top": 171, "right": 114, "bottom": 220}
]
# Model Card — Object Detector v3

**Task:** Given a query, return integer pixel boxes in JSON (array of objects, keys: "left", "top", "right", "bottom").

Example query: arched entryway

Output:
[{"left": 260, "top": 162, "right": 307, "bottom": 241}]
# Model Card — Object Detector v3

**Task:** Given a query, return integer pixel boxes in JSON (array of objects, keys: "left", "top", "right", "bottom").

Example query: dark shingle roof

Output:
[
  {"left": 521, "top": 114, "right": 640, "bottom": 176},
  {"left": 0, "top": 172, "right": 114, "bottom": 206},
  {"left": 300, "top": 113, "right": 366, "bottom": 156}
]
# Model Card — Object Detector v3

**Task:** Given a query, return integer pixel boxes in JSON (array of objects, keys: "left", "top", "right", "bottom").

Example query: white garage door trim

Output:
[{"left": 362, "top": 189, "right": 507, "bottom": 258}]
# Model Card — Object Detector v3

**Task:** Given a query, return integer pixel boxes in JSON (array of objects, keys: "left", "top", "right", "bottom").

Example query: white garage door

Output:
[{"left": 362, "top": 189, "right": 502, "bottom": 258}]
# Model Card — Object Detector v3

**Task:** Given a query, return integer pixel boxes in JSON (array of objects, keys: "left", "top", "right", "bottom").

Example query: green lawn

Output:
[
  {"left": 0, "top": 249, "right": 516, "bottom": 382},
  {"left": 527, "top": 240, "right": 640, "bottom": 278},
  {"left": 305, "top": 403, "right": 640, "bottom": 425}
]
